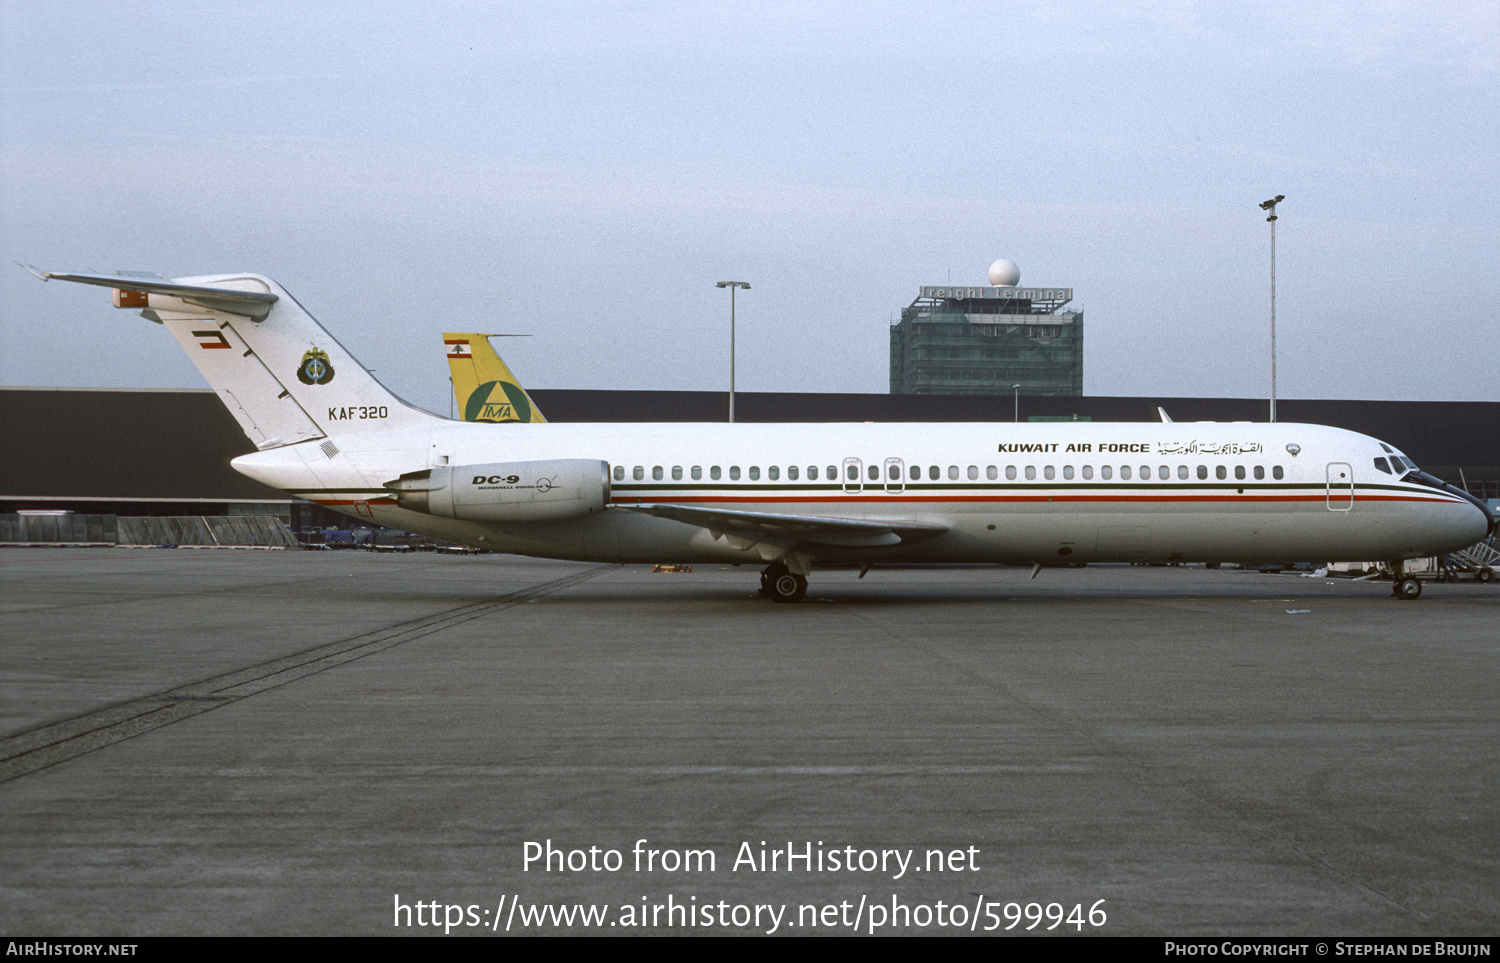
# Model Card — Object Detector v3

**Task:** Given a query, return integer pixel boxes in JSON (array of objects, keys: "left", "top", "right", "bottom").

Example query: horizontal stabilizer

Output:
[
  {"left": 29, "top": 270, "right": 278, "bottom": 319},
  {"left": 617, "top": 503, "right": 948, "bottom": 549}
]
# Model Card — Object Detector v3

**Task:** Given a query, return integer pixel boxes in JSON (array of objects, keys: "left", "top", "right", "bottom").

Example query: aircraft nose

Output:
[{"left": 1406, "top": 470, "right": 1496, "bottom": 543}]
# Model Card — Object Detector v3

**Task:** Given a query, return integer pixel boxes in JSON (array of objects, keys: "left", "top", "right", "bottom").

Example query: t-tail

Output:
[
  {"left": 29, "top": 270, "right": 441, "bottom": 448},
  {"left": 444, "top": 332, "right": 546, "bottom": 424}
]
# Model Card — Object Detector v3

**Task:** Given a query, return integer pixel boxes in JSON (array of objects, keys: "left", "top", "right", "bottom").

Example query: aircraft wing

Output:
[
  {"left": 616, "top": 503, "right": 948, "bottom": 549},
  {"left": 28, "top": 270, "right": 278, "bottom": 319}
]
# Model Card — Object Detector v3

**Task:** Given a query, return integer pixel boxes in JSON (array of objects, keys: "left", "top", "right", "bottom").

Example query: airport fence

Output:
[{"left": 0, "top": 514, "right": 299, "bottom": 549}]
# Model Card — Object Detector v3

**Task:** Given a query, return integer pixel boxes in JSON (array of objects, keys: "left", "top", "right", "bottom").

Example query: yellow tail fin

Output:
[{"left": 444, "top": 333, "right": 547, "bottom": 424}]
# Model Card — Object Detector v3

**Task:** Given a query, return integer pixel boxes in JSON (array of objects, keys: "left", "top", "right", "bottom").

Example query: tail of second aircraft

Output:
[
  {"left": 32, "top": 270, "right": 441, "bottom": 448},
  {"left": 444, "top": 333, "right": 546, "bottom": 424}
]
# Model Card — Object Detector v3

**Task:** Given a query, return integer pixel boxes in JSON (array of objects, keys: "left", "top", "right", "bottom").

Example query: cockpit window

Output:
[
  {"left": 1373, "top": 457, "right": 1391, "bottom": 474},
  {"left": 1380, "top": 443, "right": 1393, "bottom": 453}
]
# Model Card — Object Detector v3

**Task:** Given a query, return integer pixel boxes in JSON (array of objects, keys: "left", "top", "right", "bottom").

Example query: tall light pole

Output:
[
  {"left": 1013, "top": 384, "right": 1021, "bottom": 423},
  {"left": 716, "top": 281, "right": 750, "bottom": 422},
  {"left": 1259, "top": 195, "right": 1283, "bottom": 423}
]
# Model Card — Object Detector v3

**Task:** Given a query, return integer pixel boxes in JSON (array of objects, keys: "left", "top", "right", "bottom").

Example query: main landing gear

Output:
[
  {"left": 1390, "top": 560, "right": 1422, "bottom": 600},
  {"left": 759, "top": 561, "right": 807, "bottom": 603}
]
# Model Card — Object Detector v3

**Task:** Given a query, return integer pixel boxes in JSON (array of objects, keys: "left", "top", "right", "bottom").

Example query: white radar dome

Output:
[{"left": 988, "top": 259, "right": 1020, "bottom": 287}]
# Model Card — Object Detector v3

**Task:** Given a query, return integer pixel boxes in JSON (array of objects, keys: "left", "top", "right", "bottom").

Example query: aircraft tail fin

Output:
[
  {"left": 444, "top": 333, "right": 547, "bottom": 424},
  {"left": 34, "top": 270, "right": 441, "bottom": 449}
]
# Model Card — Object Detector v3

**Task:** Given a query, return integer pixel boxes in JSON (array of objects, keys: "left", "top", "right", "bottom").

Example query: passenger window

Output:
[
  {"left": 1234, "top": 465, "right": 1246, "bottom": 480},
  {"left": 749, "top": 466, "right": 760, "bottom": 481},
  {"left": 1006, "top": 465, "right": 1017, "bottom": 481},
  {"left": 653, "top": 466, "right": 664, "bottom": 480},
  {"left": 1101, "top": 465, "right": 1113, "bottom": 480},
  {"left": 1121, "top": 465, "right": 1132, "bottom": 480},
  {"left": 1177, "top": 465, "right": 1188, "bottom": 480},
  {"left": 889, "top": 464, "right": 901, "bottom": 480},
  {"left": 672, "top": 466, "right": 683, "bottom": 481},
  {"left": 986, "top": 465, "right": 997, "bottom": 480},
  {"left": 1197, "top": 465, "right": 1207, "bottom": 480},
  {"left": 807, "top": 466, "right": 818, "bottom": 481},
  {"left": 730, "top": 466, "right": 741, "bottom": 481},
  {"left": 768, "top": 466, "right": 779, "bottom": 481},
  {"left": 1025, "top": 466, "right": 1037, "bottom": 481},
  {"left": 1373, "top": 457, "right": 1391, "bottom": 474},
  {"left": 847, "top": 464, "right": 858, "bottom": 481},
  {"left": 1273, "top": 466, "right": 1284, "bottom": 480},
  {"left": 787, "top": 466, "right": 798, "bottom": 481},
  {"left": 910, "top": 464, "right": 921, "bottom": 481},
  {"left": 1044, "top": 466, "right": 1055, "bottom": 480},
  {"left": 1063, "top": 465, "right": 1074, "bottom": 480},
  {"left": 967, "top": 465, "right": 978, "bottom": 480},
  {"left": 710, "top": 466, "right": 722, "bottom": 480},
  {"left": 1140, "top": 465, "right": 1151, "bottom": 479},
  {"left": 1254, "top": 466, "right": 1264, "bottom": 480},
  {"left": 1159, "top": 465, "right": 1169, "bottom": 479},
  {"left": 613, "top": 465, "right": 625, "bottom": 481},
  {"left": 691, "top": 466, "right": 702, "bottom": 480},
  {"left": 1216, "top": 465, "right": 1227, "bottom": 480},
  {"left": 929, "top": 465, "right": 940, "bottom": 481},
  {"left": 1081, "top": 465, "right": 1093, "bottom": 480},
  {"left": 947, "top": 465, "right": 959, "bottom": 480},
  {"left": 826, "top": 465, "right": 836, "bottom": 479},
  {"left": 633, "top": 466, "right": 645, "bottom": 481},
  {"left": 867, "top": 464, "right": 879, "bottom": 481}
]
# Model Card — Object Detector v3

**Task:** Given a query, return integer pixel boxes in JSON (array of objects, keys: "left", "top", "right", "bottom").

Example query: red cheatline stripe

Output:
[
  {"left": 609, "top": 493, "right": 1458, "bottom": 506},
  {"left": 307, "top": 493, "right": 1460, "bottom": 508}
]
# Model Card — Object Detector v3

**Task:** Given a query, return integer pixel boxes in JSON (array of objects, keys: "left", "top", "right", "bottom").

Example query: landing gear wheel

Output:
[
  {"left": 1394, "top": 576, "right": 1422, "bottom": 600},
  {"left": 767, "top": 572, "right": 807, "bottom": 603},
  {"left": 759, "top": 561, "right": 788, "bottom": 598}
]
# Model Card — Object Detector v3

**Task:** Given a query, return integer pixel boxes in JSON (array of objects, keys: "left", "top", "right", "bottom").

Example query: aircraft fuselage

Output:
[{"left": 232, "top": 420, "right": 1490, "bottom": 567}]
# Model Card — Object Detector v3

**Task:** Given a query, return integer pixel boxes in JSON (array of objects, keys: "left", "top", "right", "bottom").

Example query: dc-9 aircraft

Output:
[{"left": 31, "top": 270, "right": 1494, "bottom": 602}]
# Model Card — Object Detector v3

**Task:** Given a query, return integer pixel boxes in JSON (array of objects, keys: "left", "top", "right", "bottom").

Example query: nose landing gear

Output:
[{"left": 1389, "top": 560, "right": 1422, "bottom": 600}]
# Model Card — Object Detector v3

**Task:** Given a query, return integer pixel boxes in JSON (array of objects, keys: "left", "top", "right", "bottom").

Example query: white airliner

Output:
[{"left": 31, "top": 270, "right": 1495, "bottom": 602}]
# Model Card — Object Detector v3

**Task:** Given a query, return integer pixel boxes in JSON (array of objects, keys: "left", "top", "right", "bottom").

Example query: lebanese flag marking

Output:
[
  {"left": 193, "top": 330, "right": 231, "bottom": 349},
  {"left": 445, "top": 339, "right": 472, "bottom": 357}
]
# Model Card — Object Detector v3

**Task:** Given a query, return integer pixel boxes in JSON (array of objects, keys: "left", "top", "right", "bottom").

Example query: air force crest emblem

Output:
[{"left": 297, "top": 348, "right": 335, "bottom": 385}]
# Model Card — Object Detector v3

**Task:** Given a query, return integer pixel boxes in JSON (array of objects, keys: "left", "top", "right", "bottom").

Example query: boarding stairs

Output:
[{"left": 1447, "top": 537, "right": 1499, "bottom": 582}]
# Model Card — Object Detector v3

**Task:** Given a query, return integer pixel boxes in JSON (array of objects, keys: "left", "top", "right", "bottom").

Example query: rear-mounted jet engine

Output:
[{"left": 385, "top": 459, "right": 609, "bottom": 522}]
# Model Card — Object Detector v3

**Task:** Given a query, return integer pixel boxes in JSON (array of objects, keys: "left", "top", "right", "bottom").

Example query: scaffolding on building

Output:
[{"left": 890, "top": 285, "right": 1082, "bottom": 396}]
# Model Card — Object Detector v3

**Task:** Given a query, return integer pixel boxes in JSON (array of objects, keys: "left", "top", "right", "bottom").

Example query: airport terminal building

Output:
[{"left": 889, "top": 281, "right": 1083, "bottom": 396}]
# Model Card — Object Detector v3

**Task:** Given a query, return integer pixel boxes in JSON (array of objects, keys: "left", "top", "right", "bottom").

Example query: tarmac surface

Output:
[{"left": 0, "top": 548, "right": 1496, "bottom": 937}]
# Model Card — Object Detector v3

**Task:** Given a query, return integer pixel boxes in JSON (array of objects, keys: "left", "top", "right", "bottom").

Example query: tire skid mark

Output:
[{"left": 0, "top": 565, "right": 612, "bottom": 784}]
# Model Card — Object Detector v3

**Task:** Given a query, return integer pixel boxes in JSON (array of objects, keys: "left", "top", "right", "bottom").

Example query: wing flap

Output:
[{"left": 617, "top": 503, "right": 947, "bottom": 549}]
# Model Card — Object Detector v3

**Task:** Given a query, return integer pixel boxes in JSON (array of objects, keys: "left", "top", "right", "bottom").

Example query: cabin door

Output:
[
  {"left": 884, "top": 457, "right": 905, "bottom": 493},
  {"left": 842, "top": 457, "right": 863, "bottom": 494},
  {"left": 1326, "top": 462, "right": 1353, "bottom": 511}
]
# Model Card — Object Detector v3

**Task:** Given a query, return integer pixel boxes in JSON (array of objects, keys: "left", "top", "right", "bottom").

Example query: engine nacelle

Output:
[{"left": 385, "top": 459, "right": 609, "bottom": 522}]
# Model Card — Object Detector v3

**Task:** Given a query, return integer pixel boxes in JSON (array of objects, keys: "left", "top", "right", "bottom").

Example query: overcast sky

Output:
[{"left": 3, "top": 1, "right": 1496, "bottom": 415}]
